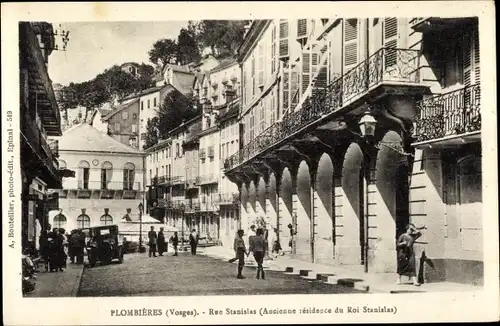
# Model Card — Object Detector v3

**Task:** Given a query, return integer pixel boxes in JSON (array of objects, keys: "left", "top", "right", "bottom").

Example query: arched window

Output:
[
  {"left": 100, "top": 214, "right": 113, "bottom": 226},
  {"left": 53, "top": 213, "right": 67, "bottom": 229},
  {"left": 59, "top": 160, "right": 67, "bottom": 169},
  {"left": 123, "top": 162, "right": 135, "bottom": 190},
  {"left": 101, "top": 161, "right": 113, "bottom": 190},
  {"left": 77, "top": 214, "right": 91, "bottom": 228},
  {"left": 78, "top": 160, "right": 90, "bottom": 189}
]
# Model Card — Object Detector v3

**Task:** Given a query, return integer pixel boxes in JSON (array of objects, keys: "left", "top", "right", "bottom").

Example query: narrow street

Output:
[{"left": 77, "top": 252, "right": 364, "bottom": 297}]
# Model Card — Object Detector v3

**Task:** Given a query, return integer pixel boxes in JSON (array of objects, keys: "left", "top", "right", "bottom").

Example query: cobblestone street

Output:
[{"left": 77, "top": 252, "right": 364, "bottom": 297}]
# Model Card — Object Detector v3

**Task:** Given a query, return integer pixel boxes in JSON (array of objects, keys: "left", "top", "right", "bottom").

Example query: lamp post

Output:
[
  {"left": 180, "top": 203, "right": 185, "bottom": 249},
  {"left": 138, "top": 202, "right": 144, "bottom": 253}
]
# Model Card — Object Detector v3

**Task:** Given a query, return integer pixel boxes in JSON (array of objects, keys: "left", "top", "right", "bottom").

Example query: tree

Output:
[
  {"left": 143, "top": 116, "right": 160, "bottom": 150},
  {"left": 148, "top": 38, "right": 178, "bottom": 68},
  {"left": 194, "top": 20, "right": 249, "bottom": 57},
  {"left": 142, "top": 90, "right": 200, "bottom": 149},
  {"left": 176, "top": 27, "right": 200, "bottom": 65}
]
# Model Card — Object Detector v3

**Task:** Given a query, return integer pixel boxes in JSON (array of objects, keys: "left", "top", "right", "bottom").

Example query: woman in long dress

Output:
[{"left": 396, "top": 223, "right": 424, "bottom": 286}]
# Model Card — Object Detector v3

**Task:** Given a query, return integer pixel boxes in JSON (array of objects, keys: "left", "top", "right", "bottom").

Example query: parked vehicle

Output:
[{"left": 79, "top": 225, "right": 125, "bottom": 267}]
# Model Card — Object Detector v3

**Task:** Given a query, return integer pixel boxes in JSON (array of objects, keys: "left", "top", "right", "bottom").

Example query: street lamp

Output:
[
  {"left": 357, "top": 111, "right": 414, "bottom": 157},
  {"left": 138, "top": 202, "right": 145, "bottom": 253}
]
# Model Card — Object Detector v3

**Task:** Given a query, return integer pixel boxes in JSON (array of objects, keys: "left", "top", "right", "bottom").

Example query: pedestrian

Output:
[
  {"left": 148, "top": 226, "right": 158, "bottom": 257},
  {"left": 68, "top": 230, "right": 78, "bottom": 264},
  {"left": 396, "top": 223, "right": 425, "bottom": 286},
  {"left": 269, "top": 227, "right": 281, "bottom": 258},
  {"left": 51, "top": 228, "right": 64, "bottom": 272},
  {"left": 247, "top": 225, "right": 256, "bottom": 263},
  {"left": 77, "top": 230, "right": 85, "bottom": 264},
  {"left": 250, "top": 228, "right": 267, "bottom": 279},
  {"left": 171, "top": 231, "right": 179, "bottom": 256},
  {"left": 39, "top": 224, "right": 51, "bottom": 272},
  {"left": 233, "top": 229, "right": 248, "bottom": 279},
  {"left": 287, "top": 223, "right": 296, "bottom": 254},
  {"left": 189, "top": 229, "right": 199, "bottom": 255},
  {"left": 158, "top": 227, "right": 166, "bottom": 256}
]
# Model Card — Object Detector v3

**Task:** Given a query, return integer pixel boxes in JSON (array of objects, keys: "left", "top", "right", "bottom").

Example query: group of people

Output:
[
  {"left": 230, "top": 226, "right": 268, "bottom": 279},
  {"left": 39, "top": 225, "right": 67, "bottom": 272},
  {"left": 147, "top": 226, "right": 180, "bottom": 257}
]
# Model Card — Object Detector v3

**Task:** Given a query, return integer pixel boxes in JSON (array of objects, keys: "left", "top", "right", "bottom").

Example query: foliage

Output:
[
  {"left": 176, "top": 27, "right": 200, "bottom": 65},
  {"left": 191, "top": 20, "right": 250, "bottom": 57},
  {"left": 56, "top": 63, "right": 154, "bottom": 122},
  {"left": 148, "top": 38, "right": 178, "bottom": 68},
  {"left": 142, "top": 90, "right": 200, "bottom": 149},
  {"left": 143, "top": 116, "right": 160, "bottom": 150}
]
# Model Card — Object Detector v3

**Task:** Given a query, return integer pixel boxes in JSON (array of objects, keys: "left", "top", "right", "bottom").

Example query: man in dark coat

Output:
[
  {"left": 39, "top": 224, "right": 51, "bottom": 272},
  {"left": 189, "top": 229, "right": 199, "bottom": 255},
  {"left": 157, "top": 227, "right": 167, "bottom": 256},
  {"left": 148, "top": 226, "right": 158, "bottom": 257},
  {"left": 171, "top": 231, "right": 179, "bottom": 256}
]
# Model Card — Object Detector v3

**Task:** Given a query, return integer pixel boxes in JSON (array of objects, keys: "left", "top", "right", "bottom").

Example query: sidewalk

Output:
[
  {"left": 25, "top": 263, "right": 84, "bottom": 297},
  {"left": 199, "top": 246, "right": 480, "bottom": 294}
]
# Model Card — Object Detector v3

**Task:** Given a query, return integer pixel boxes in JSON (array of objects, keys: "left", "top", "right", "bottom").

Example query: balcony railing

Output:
[
  {"left": 414, "top": 84, "right": 481, "bottom": 143},
  {"left": 76, "top": 181, "right": 141, "bottom": 191},
  {"left": 199, "top": 173, "right": 218, "bottom": 185},
  {"left": 184, "top": 199, "right": 201, "bottom": 213},
  {"left": 218, "top": 193, "right": 240, "bottom": 205},
  {"left": 225, "top": 47, "right": 421, "bottom": 171}
]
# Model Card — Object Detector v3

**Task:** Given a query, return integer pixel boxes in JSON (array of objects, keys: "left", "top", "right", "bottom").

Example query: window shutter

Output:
[
  {"left": 343, "top": 19, "right": 359, "bottom": 71},
  {"left": 290, "top": 63, "right": 300, "bottom": 108},
  {"left": 312, "top": 43, "right": 330, "bottom": 98},
  {"left": 383, "top": 17, "right": 398, "bottom": 69},
  {"left": 282, "top": 65, "right": 290, "bottom": 112},
  {"left": 279, "top": 20, "right": 289, "bottom": 59},
  {"left": 271, "top": 24, "right": 277, "bottom": 74},
  {"left": 297, "top": 19, "right": 308, "bottom": 39},
  {"left": 462, "top": 30, "right": 472, "bottom": 87},
  {"left": 473, "top": 29, "right": 480, "bottom": 85},
  {"left": 258, "top": 44, "right": 264, "bottom": 87},
  {"left": 301, "top": 50, "right": 311, "bottom": 95}
]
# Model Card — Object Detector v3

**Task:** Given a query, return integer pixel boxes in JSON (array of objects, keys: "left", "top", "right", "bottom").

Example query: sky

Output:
[{"left": 48, "top": 21, "right": 188, "bottom": 86}]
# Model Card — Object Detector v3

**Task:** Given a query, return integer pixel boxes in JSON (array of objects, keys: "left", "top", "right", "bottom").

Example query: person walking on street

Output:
[
  {"left": 76, "top": 230, "right": 85, "bottom": 264},
  {"left": 39, "top": 224, "right": 51, "bottom": 272},
  {"left": 171, "top": 232, "right": 179, "bottom": 256},
  {"left": 148, "top": 226, "right": 158, "bottom": 257},
  {"left": 250, "top": 228, "right": 267, "bottom": 279},
  {"left": 287, "top": 223, "right": 296, "bottom": 255},
  {"left": 157, "top": 227, "right": 167, "bottom": 256},
  {"left": 233, "top": 229, "right": 248, "bottom": 279},
  {"left": 247, "top": 225, "right": 257, "bottom": 264},
  {"left": 189, "top": 229, "right": 199, "bottom": 255},
  {"left": 396, "top": 223, "right": 425, "bottom": 286}
]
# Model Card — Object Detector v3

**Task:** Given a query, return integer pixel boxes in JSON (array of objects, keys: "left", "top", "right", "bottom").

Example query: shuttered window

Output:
[
  {"left": 258, "top": 43, "right": 264, "bottom": 87},
  {"left": 282, "top": 65, "right": 290, "bottom": 112},
  {"left": 312, "top": 43, "right": 329, "bottom": 97},
  {"left": 301, "top": 51, "right": 311, "bottom": 95},
  {"left": 279, "top": 20, "right": 289, "bottom": 58},
  {"left": 344, "top": 19, "right": 359, "bottom": 70},
  {"left": 290, "top": 64, "right": 300, "bottom": 108},
  {"left": 383, "top": 17, "right": 398, "bottom": 69},
  {"left": 297, "top": 19, "right": 308, "bottom": 38},
  {"left": 271, "top": 24, "right": 277, "bottom": 74}
]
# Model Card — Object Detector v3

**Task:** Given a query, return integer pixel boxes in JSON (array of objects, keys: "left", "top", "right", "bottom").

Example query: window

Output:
[
  {"left": 114, "top": 123, "right": 121, "bottom": 132},
  {"left": 129, "top": 137, "right": 137, "bottom": 147},
  {"left": 122, "top": 111, "right": 129, "bottom": 120},
  {"left": 133, "top": 113, "right": 137, "bottom": 119},
  {"left": 78, "top": 161, "right": 90, "bottom": 190},
  {"left": 147, "top": 99, "right": 150, "bottom": 108},
  {"left": 123, "top": 162, "right": 135, "bottom": 190},
  {"left": 344, "top": 19, "right": 359, "bottom": 70},
  {"left": 141, "top": 101, "right": 144, "bottom": 110},
  {"left": 53, "top": 213, "right": 67, "bottom": 229},
  {"left": 154, "top": 97, "right": 157, "bottom": 107},
  {"left": 58, "top": 160, "right": 67, "bottom": 169},
  {"left": 176, "top": 143, "right": 180, "bottom": 157},
  {"left": 100, "top": 161, "right": 113, "bottom": 189},
  {"left": 221, "top": 144, "right": 225, "bottom": 159},
  {"left": 77, "top": 214, "right": 90, "bottom": 228},
  {"left": 100, "top": 214, "right": 113, "bottom": 226},
  {"left": 131, "top": 124, "right": 138, "bottom": 133}
]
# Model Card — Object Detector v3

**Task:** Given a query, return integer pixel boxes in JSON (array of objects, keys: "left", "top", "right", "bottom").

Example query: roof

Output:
[
  {"left": 168, "top": 114, "right": 202, "bottom": 136},
  {"left": 58, "top": 123, "right": 144, "bottom": 154},
  {"left": 146, "top": 138, "right": 172, "bottom": 152},
  {"left": 162, "top": 63, "right": 193, "bottom": 74},
  {"left": 218, "top": 100, "right": 240, "bottom": 122},
  {"left": 120, "top": 84, "right": 171, "bottom": 101},
  {"left": 102, "top": 98, "right": 139, "bottom": 121},
  {"left": 210, "top": 57, "right": 238, "bottom": 73}
]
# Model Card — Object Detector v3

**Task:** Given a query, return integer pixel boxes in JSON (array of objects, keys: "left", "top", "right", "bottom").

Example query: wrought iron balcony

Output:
[
  {"left": 199, "top": 173, "right": 218, "bottom": 185},
  {"left": 75, "top": 180, "right": 141, "bottom": 191},
  {"left": 225, "top": 47, "right": 423, "bottom": 171},
  {"left": 413, "top": 84, "right": 481, "bottom": 143},
  {"left": 184, "top": 199, "right": 201, "bottom": 213},
  {"left": 218, "top": 193, "right": 240, "bottom": 206}
]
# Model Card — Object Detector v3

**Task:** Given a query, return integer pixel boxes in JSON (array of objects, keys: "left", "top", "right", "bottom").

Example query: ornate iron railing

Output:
[
  {"left": 414, "top": 84, "right": 481, "bottom": 143},
  {"left": 225, "top": 47, "right": 421, "bottom": 171},
  {"left": 218, "top": 193, "right": 240, "bottom": 205}
]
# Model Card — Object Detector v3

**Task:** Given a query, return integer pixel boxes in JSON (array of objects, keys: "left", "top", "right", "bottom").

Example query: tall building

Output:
[
  {"left": 54, "top": 124, "right": 145, "bottom": 230},
  {"left": 19, "top": 22, "right": 63, "bottom": 251},
  {"left": 100, "top": 98, "right": 140, "bottom": 149},
  {"left": 224, "top": 18, "right": 482, "bottom": 285}
]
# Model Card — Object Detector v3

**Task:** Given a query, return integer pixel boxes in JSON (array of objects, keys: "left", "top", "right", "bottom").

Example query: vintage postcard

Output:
[{"left": 2, "top": 1, "right": 498, "bottom": 325}]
